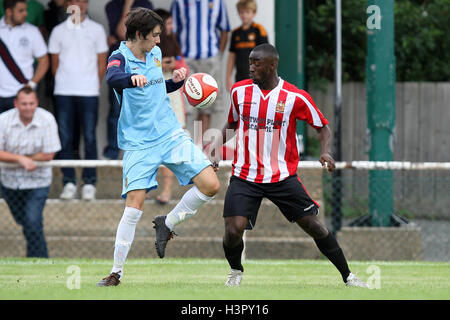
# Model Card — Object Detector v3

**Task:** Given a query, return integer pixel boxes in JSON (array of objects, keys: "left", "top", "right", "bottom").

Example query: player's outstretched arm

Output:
[
  {"left": 106, "top": 53, "right": 140, "bottom": 89},
  {"left": 316, "top": 125, "right": 335, "bottom": 172},
  {"left": 165, "top": 68, "right": 187, "bottom": 93}
]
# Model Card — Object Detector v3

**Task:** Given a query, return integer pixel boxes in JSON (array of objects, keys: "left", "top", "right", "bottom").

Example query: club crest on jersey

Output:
[
  {"left": 276, "top": 101, "right": 286, "bottom": 113},
  {"left": 154, "top": 57, "right": 161, "bottom": 67}
]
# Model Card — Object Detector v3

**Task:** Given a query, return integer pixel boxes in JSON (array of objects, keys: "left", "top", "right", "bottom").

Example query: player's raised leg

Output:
[
  {"left": 296, "top": 214, "right": 368, "bottom": 288},
  {"left": 153, "top": 165, "right": 220, "bottom": 258}
]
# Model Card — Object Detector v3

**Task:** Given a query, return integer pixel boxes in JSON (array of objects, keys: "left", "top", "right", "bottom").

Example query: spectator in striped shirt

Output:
[
  {"left": 0, "top": 87, "right": 61, "bottom": 258},
  {"left": 209, "top": 44, "right": 368, "bottom": 288},
  {"left": 171, "top": 0, "right": 230, "bottom": 144}
]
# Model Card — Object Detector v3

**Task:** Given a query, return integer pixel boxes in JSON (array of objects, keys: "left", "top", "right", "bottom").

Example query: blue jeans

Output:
[
  {"left": 54, "top": 95, "right": 98, "bottom": 185},
  {"left": 1, "top": 186, "right": 50, "bottom": 258},
  {"left": 0, "top": 96, "right": 15, "bottom": 114},
  {"left": 102, "top": 85, "right": 121, "bottom": 160}
]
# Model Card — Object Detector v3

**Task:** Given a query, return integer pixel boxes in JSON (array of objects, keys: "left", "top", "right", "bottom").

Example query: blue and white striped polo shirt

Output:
[{"left": 171, "top": 0, "right": 230, "bottom": 59}]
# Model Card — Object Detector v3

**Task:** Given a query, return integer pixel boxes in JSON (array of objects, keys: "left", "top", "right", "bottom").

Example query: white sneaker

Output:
[
  {"left": 60, "top": 182, "right": 77, "bottom": 200},
  {"left": 225, "top": 269, "right": 243, "bottom": 287},
  {"left": 346, "top": 273, "right": 369, "bottom": 288},
  {"left": 81, "top": 184, "right": 96, "bottom": 201}
]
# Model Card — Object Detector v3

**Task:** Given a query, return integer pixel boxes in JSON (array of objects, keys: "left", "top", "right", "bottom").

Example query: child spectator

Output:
[{"left": 226, "top": 0, "right": 268, "bottom": 91}]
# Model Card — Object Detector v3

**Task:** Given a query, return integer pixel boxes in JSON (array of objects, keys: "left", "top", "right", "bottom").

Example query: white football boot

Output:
[
  {"left": 225, "top": 269, "right": 243, "bottom": 287},
  {"left": 346, "top": 273, "right": 369, "bottom": 288}
]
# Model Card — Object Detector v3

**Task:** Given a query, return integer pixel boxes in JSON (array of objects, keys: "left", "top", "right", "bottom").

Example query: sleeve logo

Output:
[{"left": 107, "top": 60, "right": 121, "bottom": 68}]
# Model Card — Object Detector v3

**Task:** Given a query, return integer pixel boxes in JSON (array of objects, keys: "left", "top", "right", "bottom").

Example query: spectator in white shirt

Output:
[
  {"left": 48, "top": 0, "right": 108, "bottom": 201},
  {"left": 0, "top": 87, "right": 61, "bottom": 258},
  {"left": 0, "top": 0, "right": 49, "bottom": 113}
]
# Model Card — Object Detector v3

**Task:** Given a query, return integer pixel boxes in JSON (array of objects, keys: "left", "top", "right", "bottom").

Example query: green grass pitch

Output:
[{"left": 0, "top": 258, "right": 449, "bottom": 300}]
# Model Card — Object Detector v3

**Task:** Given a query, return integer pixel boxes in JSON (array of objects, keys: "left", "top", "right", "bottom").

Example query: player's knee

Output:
[
  {"left": 201, "top": 178, "right": 220, "bottom": 197},
  {"left": 297, "top": 215, "right": 327, "bottom": 239},
  {"left": 224, "top": 227, "right": 243, "bottom": 247}
]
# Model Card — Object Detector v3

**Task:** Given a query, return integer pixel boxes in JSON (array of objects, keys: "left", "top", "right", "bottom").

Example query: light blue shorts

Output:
[{"left": 121, "top": 130, "right": 211, "bottom": 198}]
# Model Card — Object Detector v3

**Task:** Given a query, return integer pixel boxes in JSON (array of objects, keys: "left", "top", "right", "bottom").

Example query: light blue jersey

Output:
[
  {"left": 106, "top": 41, "right": 212, "bottom": 197},
  {"left": 109, "top": 42, "right": 182, "bottom": 150}
]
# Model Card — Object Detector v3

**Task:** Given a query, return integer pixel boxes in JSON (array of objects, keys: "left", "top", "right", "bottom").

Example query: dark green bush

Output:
[{"left": 305, "top": 0, "right": 450, "bottom": 86}]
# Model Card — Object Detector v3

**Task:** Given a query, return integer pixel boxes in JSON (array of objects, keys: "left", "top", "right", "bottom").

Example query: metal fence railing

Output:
[{"left": 0, "top": 161, "right": 449, "bottom": 261}]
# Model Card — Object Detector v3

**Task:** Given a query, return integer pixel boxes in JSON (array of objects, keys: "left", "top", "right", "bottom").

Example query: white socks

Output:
[
  {"left": 165, "top": 186, "right": 214, "bottom": 231},
  {"left": 111, "top": 206, "right": 142, "bottom": 278},
  {"left": 110, "top": 187, "right": 213, "bottom": 277}
]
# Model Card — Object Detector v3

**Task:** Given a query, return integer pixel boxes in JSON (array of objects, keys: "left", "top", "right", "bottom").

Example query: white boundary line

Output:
[{"left": 0, "top": 258, "right": 447, "bottom": 267}]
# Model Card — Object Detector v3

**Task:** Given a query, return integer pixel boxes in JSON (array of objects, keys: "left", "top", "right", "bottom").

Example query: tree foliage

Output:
[{"left": 304, "top": 0, "right": 450, "bottom": 87}]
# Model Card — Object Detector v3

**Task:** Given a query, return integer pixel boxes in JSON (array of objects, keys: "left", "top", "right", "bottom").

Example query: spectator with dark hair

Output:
[
  {"left": 0, "top": 87, "right": 61, "bottom": 258},
  {"left": 0, "top": 0, "right": 49, "bottom": 113},
  {"left": 44, "top": 0, "right": 67, "bottom": 34},
  {"left": 48, "top": 0, "right": 108, "bottom": 200},
  {"left": 102, "top": 0, "right": 154, "bottom": 160},
  {"left": 97, "top": 8, "right": 219, "bottom": 286},
  {"left": 1, "top": 0, "right": 45, "bottom": 29},
  {"left": 43, "top": 0, "right": 67, "bottom": 98}
]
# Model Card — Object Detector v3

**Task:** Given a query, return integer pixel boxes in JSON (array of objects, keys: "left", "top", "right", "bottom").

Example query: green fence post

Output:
[
  {"left": 366, "top": 0, "right": 396, "bottom": 226},
  {"left": 275, "top": 0, "right": 306, "bottom": 150}
]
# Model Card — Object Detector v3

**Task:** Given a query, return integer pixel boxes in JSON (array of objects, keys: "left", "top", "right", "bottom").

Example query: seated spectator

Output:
[
  {"left": 0, "top": 87, "right": 61, "bottom": 258},
  {"left": 48, "top": 0, "right": 108, "bottom": 200}
]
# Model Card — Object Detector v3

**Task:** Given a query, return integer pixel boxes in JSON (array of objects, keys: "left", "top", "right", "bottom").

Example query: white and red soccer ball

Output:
[{"left": 183, "top": 73, "right": 218, "bottom": 109}]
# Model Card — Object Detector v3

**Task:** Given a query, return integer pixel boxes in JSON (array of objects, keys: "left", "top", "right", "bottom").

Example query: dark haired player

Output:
[
  {"left": 97, "top": 8, "right": 220, "bottom": 286},
  {"left": 209, "top": 43, "right": 368, "bottom": 288}
]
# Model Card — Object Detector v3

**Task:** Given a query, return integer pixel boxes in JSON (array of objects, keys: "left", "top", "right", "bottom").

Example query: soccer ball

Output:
[{"left": 183, "top": 73, "right": 218, "bottom": 109}]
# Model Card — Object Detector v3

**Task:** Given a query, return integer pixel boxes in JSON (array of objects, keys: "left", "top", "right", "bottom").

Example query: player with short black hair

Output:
[{"left": 209, "top": 43, "right": 368, "bottom": 288}]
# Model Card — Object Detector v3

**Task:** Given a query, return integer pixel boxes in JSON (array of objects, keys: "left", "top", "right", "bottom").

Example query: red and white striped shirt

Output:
[{"left": 228, "top": 78, "right": 328, "bottom": 183}]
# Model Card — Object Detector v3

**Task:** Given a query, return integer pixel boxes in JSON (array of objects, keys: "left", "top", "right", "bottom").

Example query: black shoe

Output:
[
  {"left": 153, "top": 215, "right": 177, "bottom": 258},
  {"left": 97, "top": 272, "right": 121, "bottom": 287}
]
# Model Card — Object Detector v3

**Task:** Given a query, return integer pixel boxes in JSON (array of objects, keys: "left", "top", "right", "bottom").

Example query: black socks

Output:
[
  {"left": 314, "top": 231, "right": 351, "bottom": 282},
  {"left": 223, "top": 240, "right": 244, "bottom": 272}
]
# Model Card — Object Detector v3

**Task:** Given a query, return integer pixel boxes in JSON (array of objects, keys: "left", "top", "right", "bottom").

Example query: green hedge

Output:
[{"left": 305, "top": 0, "right": 450, "bottom": 86}]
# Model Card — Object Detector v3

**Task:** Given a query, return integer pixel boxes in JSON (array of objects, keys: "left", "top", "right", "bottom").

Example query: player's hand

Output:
[
  {"left": 205, "top": 143, "right": 220, "bottom": 172},
  {"left": 172, "top": 67, "right": 187, "bottom": 83},
  {"left": 319, "top": 152, "right": 335, "bottom": 173},
  {"left": 131, "top": 75, "right": 147, "bottom": 88},
  {"left": 18, "top": 156, "right": 37, "bottom": 171}
]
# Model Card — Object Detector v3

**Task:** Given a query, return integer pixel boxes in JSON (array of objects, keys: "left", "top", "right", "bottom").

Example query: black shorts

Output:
[{"left": 223, "top": 174, "right": 319, "bottom": 230}]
